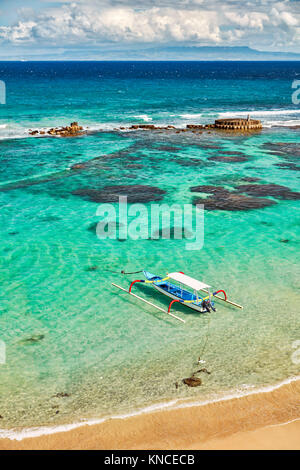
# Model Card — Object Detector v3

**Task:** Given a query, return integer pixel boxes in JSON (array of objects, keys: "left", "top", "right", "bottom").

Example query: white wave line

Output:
[
  {"left": 1, "top": 375, "right": 299, "bottom": 441},
  {"left": 219, "top": 109, "right": 300, "bottom": 118}
]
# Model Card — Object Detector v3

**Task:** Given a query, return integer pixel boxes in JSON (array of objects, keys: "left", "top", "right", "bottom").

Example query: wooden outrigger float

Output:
[{"left": 112, "top": 270, "right": 243, "bottom": 323}]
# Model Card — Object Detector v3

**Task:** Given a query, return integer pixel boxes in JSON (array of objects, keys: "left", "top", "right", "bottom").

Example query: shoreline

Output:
[{"left": 0, "top": 376, "right": 299, "bottom": 449}]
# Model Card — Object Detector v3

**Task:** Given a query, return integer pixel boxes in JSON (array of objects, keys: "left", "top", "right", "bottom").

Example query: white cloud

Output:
[
  {"left": 0, "top": 5, "right": 222, "bottom": 44},
  {"left": 0, "top": 0, "right": 299, "bottom": 51},
  {"left": 224, "top": 11, "right": 269, "bottom": 31}
]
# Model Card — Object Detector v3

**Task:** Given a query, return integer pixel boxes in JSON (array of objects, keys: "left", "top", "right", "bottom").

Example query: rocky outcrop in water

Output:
[
  {"left": 28, "top": 117, "right": 263, "bottom": 138},
  {"left": 182, "top": 377, "right": 202, "bottom": 387},
  {"left": 129, "top": 124, "right": 176, "bottom": 131},
  {"left": 186, "top": 124, "right": 204, "bottom": 130},
  {"left": 29, "top": 122, "right": 84, "bottom": 137},
  {"left": 125, "top": 118, "right": 262, "bottom": 133}
]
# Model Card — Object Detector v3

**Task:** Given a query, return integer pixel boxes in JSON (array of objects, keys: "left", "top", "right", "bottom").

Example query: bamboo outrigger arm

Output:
[{"left": 112, "top": 283, "right": 185, "bottom": 323}]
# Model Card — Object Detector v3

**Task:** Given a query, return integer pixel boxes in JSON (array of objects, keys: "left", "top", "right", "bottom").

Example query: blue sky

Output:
[{"left": 0, "top": 0, "right": 299, "bottom": 59}]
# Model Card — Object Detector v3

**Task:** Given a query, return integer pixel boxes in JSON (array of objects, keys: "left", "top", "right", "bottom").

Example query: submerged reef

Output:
[
  {"left": 208, "top": 155, "right": 248, "bottom": 163},
  {"left": 193, "top": 193, "right": 275, "bottom": 211},
  {"left": 72, "top": 184, "right": 166, "bottom": 203},
  {"left": 191, "top": 185, "right": 276, "bottom": 211},
  {"left": 235, "top": 183, "right": 300, "bottom": 200},
  {"left": 191, "top": 182, "right": 300, "bottom": 211}
]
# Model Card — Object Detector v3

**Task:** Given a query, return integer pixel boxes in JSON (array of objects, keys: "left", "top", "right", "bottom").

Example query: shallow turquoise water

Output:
[{"left": 0, "top": 62, "right": 299, "bottom": 429}]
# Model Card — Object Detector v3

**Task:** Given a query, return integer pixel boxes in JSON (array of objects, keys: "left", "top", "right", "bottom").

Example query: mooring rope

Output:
[{"left": 199, "top": 313, "right": 211, "bottom": 360}]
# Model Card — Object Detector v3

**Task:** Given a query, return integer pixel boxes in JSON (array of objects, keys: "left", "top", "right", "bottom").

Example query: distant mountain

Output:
[
  {"left": 3, "top": 45, "right": 300, "bottom": 61},
  {"left": 122, "top": 46, "right": 300, "bottom": 61}
]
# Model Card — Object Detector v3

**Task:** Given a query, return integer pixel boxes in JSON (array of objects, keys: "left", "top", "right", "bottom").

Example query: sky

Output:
[{"left": 0, "top": 0, "right": 299, "bottom": 60}]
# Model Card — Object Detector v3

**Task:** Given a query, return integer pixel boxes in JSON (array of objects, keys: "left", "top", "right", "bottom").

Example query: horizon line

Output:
[{"left": 0, "top": 59, "right": 300, "bottom": 62}]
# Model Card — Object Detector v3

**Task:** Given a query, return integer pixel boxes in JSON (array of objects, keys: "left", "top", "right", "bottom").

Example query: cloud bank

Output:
[{"left": 0, "top": 0, "right": 299, "bottom": 57}]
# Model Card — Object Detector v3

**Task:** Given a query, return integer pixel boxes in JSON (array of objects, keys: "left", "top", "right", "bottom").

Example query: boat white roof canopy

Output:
[{"left": 168, "top": 272, "right": 211, "bottom": 291}]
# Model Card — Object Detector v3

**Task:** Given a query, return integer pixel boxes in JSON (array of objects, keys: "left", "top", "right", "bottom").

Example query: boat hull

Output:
[
  {"left": 143, "top": 270, "right": 214, "bottom": 313},
  {"left": 152, "top": 284, "right": 207, "bottom": 313}
]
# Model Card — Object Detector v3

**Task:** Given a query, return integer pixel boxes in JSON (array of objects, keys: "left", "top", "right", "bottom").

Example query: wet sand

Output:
[{"left": 1, "top": 380, "right": 299, "bottom": 450}]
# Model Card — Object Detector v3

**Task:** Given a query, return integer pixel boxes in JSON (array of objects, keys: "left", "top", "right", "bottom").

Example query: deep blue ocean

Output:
[{"left": 0, "top": 61, "right": 299, "bottom": 434}]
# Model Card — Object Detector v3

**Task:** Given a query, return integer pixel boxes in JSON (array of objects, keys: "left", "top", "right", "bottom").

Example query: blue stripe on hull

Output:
[{"left": 143, "top": 270, "right": 207, "bottom": 312}]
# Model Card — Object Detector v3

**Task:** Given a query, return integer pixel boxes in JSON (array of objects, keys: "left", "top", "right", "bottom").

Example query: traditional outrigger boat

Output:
[{"left": 112, "top": 270, "right": 243, "bottom": 324}]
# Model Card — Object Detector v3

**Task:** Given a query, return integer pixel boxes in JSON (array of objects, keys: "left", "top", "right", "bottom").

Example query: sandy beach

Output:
[{"left": 1, "top": 379, "right": 299, "bottom": 450}]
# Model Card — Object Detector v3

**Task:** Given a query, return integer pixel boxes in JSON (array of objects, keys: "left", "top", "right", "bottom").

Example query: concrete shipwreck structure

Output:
[{"left": 214, "top": 117, "right": 262, "bottom": 131}]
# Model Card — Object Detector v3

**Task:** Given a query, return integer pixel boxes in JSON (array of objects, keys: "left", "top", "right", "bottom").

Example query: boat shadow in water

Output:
[
  {"left": 132, "top": 282, "right": 211, "bottom": 318},
  {"left": 111, "top": 284, "right": 179, "bottom": 326}
]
